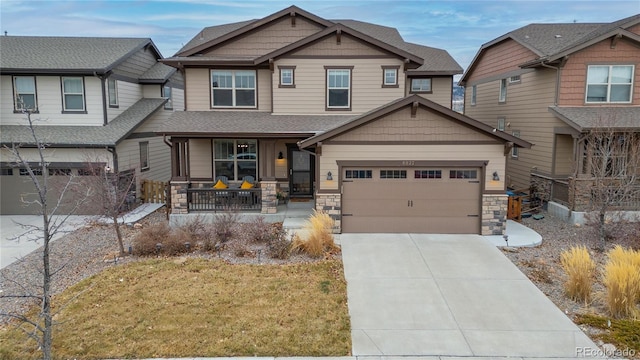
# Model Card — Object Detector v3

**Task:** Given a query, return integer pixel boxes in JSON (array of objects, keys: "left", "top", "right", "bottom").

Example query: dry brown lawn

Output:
[{"left": 0, "top": 258, "right": 351, "bottom": 359}]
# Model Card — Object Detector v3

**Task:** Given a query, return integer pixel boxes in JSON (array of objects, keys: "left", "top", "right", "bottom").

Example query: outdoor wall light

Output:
[
  {"left": 278, "top": 151, "right": 284, "bottom": 159},
  {"left": 326, "top": 171, "right": 333, "bottom": 181},
  {"left": 492, "top": 171, "right": 500, "bottom": 181}
]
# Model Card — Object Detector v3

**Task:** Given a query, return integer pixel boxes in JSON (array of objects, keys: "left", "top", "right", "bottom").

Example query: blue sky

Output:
[{"left": 1, "top": 0, "right": 638, "bottom": 74}]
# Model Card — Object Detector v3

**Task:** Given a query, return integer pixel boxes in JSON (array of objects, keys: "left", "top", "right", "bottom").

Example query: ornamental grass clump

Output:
[
  {"left": 560, "top": 245, "right": 595, "bottom": 303},
  {"left": 603, "top": 246, "right": 640, "bottom": 319},
  {"left": 292, "top": 210, "right": 339, "bottom": 258}
]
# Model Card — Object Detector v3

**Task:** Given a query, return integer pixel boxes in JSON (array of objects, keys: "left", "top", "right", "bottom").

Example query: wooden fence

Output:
[{"left": 140, "top": 179, "right": 167, "bottom": 204}]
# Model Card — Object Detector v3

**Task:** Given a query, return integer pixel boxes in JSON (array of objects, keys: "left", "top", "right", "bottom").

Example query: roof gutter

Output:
[{"left": 538, "top": 59, "right": 562, "bottom": 106}]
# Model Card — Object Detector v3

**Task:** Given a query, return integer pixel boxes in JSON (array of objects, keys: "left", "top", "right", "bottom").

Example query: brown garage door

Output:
[{"left": 342, "top": 167, "right": 481, "bottom": 233}]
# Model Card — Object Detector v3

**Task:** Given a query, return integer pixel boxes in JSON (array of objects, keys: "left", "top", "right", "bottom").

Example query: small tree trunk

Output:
[
  {"left": 598, "top": 210, "right": 606, "bottom": 251},
  {"left": 112, "top": 215, "right": 125, "bottom": 256},
  {"left": 42, "top": 215, "right": 53, "bottom": 360}
]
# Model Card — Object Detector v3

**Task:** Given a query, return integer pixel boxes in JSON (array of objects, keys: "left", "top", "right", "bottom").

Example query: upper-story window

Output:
[
  {"left": 326, "top": 67, "right": 352, "bottom": 110},
  {"left": 382, "top": 66, "right": 399, "bottom": 87},
  {"left": 471, "top": 85, "right": 477, "bottom": 106},
  {"left": 13, "top": 76, "right": 37, "bottom": 112},
  {"left": 163, "top": 85, "right": 173, "bottom": 110},
  {"left": 586, "top": 65, "right": 634, "bottom": 103},
  {"left": 62, "top": 77, "right": 86, "bottom": 112},
  {"left": 279, "top": 66, "right": 295, "bottom": 88},
  {"left": 512, "top": 130, "right": 520, "bottom": 158},
  {"left": 499, "top": 78, "right": 507, "bottom": 103},
  {"left": 410, "top": 78, "right": 431, "bottom": 93},
  {"left": 108, "top": 78, "right": 118, "bottom": 107},
  {"left": 211, "top": 70, "right": 256, "bottom": 108},
  {"left": 509, "top": 75, "right": 521, "bottom": 84}
]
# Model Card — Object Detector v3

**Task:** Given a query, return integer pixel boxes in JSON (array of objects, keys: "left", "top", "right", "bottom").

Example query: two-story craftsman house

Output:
[
  {"left": 161, "top": 6, "right": 530, "bottom": 235},
  {"left": 460, "top": 14, "right": 640, "bottom": 221},
  {"left": 0, "top": 36, "right": 184, "bottom": 214}
]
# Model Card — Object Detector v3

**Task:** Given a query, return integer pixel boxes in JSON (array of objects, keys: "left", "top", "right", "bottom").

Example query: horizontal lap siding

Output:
[
  {"left": 319, "top": 143, "right": 505, "bottom": 192},
  {"left": 408, "top": 77, "right": 453, "bottom": 108},
  {"left": 188, "top": 139, "right": 213, "bottom": 179},
  {"left": 272, "top": 58, "right": 404, "bottom": 114},
  {"left": 117, "top": 136, "right": 171, "bottom": 182},
  {"left": 107, "top": 80, "right": 143, "bottom": 122},
  {"left": 184, "top": 68, "right": 270, "bottom": 111}
]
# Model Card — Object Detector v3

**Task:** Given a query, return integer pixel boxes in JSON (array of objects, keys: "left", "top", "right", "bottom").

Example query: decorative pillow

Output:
[
  {"left": 213, "top": 179, "right": 228, "bottom": 189},
  {"left": 240, "top": 180, "right": 254, "bottom": 189}
]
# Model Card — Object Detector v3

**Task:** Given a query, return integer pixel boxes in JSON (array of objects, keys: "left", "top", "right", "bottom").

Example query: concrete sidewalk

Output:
[{"left": 341, "top": 234, "right": 600, "bottom": 357}]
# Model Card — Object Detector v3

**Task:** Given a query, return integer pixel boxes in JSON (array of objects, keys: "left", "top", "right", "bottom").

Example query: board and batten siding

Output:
[
  {"left": 106, "top": 80, "right": 143, "bottom": 122},
  {"left": 465, "top": 69, "right": 565, "bottom": 189},
  {"left": 203, "top": 17, "right": 322, "bottom": 57},
  {"left": 406, "top": 76, "right": 453, "bottom": 108},
  {"left": 0, "top": 75, "right": 104, "bottom": 126},
  {"left": 184, "top": 68, "right": 271, "bottom": 111},
  {"left": 113, "top": 48, "right": 159, "bottom": 79},
  {"left": 318, "top": 143, "right": 506, "bottom": 192},
  {"left": 272, "top": 57, "right": 405, "bottom": 114}
]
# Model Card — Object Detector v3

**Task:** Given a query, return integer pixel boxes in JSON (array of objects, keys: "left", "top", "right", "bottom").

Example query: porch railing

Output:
[
  {"left": 187, "top": 188, "right": 262, "bottom": 212},
  {"left": 550, "top": 179, "right": 570, "bottom": 207}
]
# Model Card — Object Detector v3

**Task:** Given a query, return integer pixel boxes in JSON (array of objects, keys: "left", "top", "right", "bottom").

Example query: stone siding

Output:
[
  {"left": 530, "top": 174, "right": 552, "bottom": 202},
  {"left": 170, "top": 181, "right": 189, "bottom": 214},
  {"left": 482, "top": 194, "right": 508, "bottom": 235},
  {"left": 315, "top": 192, "right": 342, "bottom": 233},
  {"left": 261, "top": 181, "right": 277, "bottom": 214}
]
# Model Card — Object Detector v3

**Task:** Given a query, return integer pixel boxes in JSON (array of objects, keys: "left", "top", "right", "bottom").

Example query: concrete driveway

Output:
[{"left": 341, "top": 233, "right": 600, "bottom": 357}]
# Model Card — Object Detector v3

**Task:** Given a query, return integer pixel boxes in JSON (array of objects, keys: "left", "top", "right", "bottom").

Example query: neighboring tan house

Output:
[
  {"left": 160, "top": 6, "right": 530, "bottom": 235},
  {"left": 0, "top": 36, "right": 184, "bottom": 215},
  {"left": 460, "top": 14, "right": 640, "bottom": 219}
]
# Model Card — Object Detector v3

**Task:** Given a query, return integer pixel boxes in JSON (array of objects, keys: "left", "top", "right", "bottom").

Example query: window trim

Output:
[
  {"left": 213, "top": 139, "right": 258, "bottom": 181},
  {"left": 61, "top": 76, "right": 87, "bottom": 113},
  {"left": 381, "top": 65, "right": 400, "bottom": 88},
  {"left": 13, "top": 76, "right": 38, "bottom": 113},
  {"left": 140, "top": 141, "right": 150, "bottom": 171},
  {"left": 410, "top": 77, "right": 432, "bottom": 94},
  {"left": 585, "top": 64, "right": 634, "bottom": 104},
  {"left": 497, "top": 117, "right": 506, "bottom": 131},
  {"left": 325, "top": 66, "right": 353, "bottom": 111},
  {"left": 499, "top": 78, "right": 507, "bottom": 103},
  {"left": 345, "top": 169, "right": 373, "bottom": 179},
  {"left": 210, "top": 70, "right": 257, "bottom": 109},
  {"left": 108, "top": 78, "right": 118, "bottom": 108},
  {"left": 278, "top": 66, "right": 296, "bottom": 88},
  {"left": 163, "top": 85, "right": 173, "bottom": 110},
  {"left": 509, "top": 75, "right": 521, "bottom": 84},
  {"left": 511, "top": 131, "right": 520, "bottom": 158},
  {"left": 470, "top": 85, "right": 477, "bottom": 106}
]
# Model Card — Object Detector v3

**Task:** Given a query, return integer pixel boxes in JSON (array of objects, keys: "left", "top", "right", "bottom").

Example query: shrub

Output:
[
  {"left": 267, "top": 225, "right": 292, "bottom": 259},
  {"left": 164, "top": 228, "right": 195, "bottom": 256},
  {"left": 132, "top": 222, "right": 171, "bottom": 256},
  {"left": 603, "top": 246, "right": 640, "bottom": 318},
  {"left": 213, "top": 210, "right": 240, "bottom": 243},
  {"left": 244, "top": 216, "right": 274, "bottom": 243},
  {"left": 560, "top": 246, "right": 595, "bottom": 303},
  {"left": 292, "top": 210, "right": 338, "bottom": 258},
  {"left": 180, "top": 215, "right": 209, "bottom": 242}
]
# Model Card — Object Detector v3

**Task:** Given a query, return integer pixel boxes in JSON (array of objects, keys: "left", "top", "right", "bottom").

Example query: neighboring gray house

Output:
[{"left": 0, "top": 36, "right": 184, "bottom": 214}]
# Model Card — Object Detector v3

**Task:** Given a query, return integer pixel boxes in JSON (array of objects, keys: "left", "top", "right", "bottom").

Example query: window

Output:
[
  {"left": 449, "top": 170, "right": 477, "bottom": 179},
  {"left": 20, "top": 168, "right": 43, "bottom": 176},
  {"left": 586, "top": 65, "right": 633, "bottom": 103},
  {"left": 345, "top": 170, "right": 372, "bottom": 179},
  {"left": 163, "top": 85, "right": 173, "bottom": 110},
  {"left": 497, "top": 117, "right": 506, "bottom": 131},
  {"left": 415, "top": 170, "right": 441, "bottom": 179},
  {"left": 1, "top": 168, "right": 13, "bottom": 176},
  {"left": 211, "top": 70, "right": 256, "bottom": 108},
  {"left": 512, "top": 131, "right": 520, "bottom": 158},
  {"left": 49, "top": 168, "right": 71, "bottom": 176},
  {"left": 382, "top": 66, "right": 399, "bottom": 87},
  {"left": 214, "top": 139, "right": 257, "bottom": 181},
  {"left": 13, "top": 76, "right": 37, "bottom": 111},
  {"left": 499, "top": 78, "right": 507, "bottom": 103},
  {"left": 140, "top": 142, "right": 149, "bottom": 171},
  {"left": 62, "top": 77, "right": 85, "bottom": 111},
  {"left": 509, "top": 75, "right": 521, "bottom": 83},
  {"left": 326, "top": 68, "right": 351, "bottom": 109},
  {"left": 279, "top": 66, "right": 295, "bottom": 87},
  {"left": 410, "top": 78, "right": 431, "bottom": 93},
  {"left": 471, "top": 85, "right": 477, "bottom": 106},
  {"left": 108, "top": 78, "right": 118, "bottom": 107},
  {"left": 380, "top": 170, "right": 407, "bottom": 179}
]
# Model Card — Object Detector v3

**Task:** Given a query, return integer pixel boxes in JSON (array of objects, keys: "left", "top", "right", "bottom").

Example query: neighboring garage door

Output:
[{"left": 342, "top": 167, "right": 481, "bottom": 233}]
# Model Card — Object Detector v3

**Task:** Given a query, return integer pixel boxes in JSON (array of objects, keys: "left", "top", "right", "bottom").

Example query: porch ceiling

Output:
[
  {"left": 549, "top": 106, "right": 640, "bottom": 132},
  {"left": 158, "top": 111, "right": 357, "bottom": 137}
]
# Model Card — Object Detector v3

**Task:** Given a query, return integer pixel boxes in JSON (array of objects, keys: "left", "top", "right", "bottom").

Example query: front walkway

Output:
[{"left": 341, "top": 234, "right": 600, "bottom": 357}]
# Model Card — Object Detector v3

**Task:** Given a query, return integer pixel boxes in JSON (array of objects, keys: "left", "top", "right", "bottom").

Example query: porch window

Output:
[
  {"left": 586, "top": 65, "right": 633, "bottom": 103},
  {"left": 213, "top": 139, "right": 257, "bottom": 181},
  {"left": 13, "top": 76, "right": 38, "bottom": 111},
  {"left": 211, "top": 70, "right": 256, "bottom": 108}
]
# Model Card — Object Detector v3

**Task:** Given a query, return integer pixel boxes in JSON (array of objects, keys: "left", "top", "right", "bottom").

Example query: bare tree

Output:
[
  {"left": 579, "top": 122, "right": 640, "bottom": 249},
  {"left": 1, "top": 111, "right": 89, "bottom": 360}
]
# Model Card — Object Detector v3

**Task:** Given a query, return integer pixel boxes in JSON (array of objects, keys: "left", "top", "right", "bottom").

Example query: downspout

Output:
[
  {"left": 538, "top": 60, "right": 561, "bottom": 106},
  {"left": 107, "top": 146, "right": 118, "bottom": 172},
  {"left": 95, "top": 72, "right": 108, "bottom": 126}
]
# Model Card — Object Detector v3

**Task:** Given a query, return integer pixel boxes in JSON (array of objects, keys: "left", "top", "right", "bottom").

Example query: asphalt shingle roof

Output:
[
  {"left": 0, "top": 36, "right": 152, "bottom": 72},
  {"left": 139, "top": 62, "right": 176, "bottom": 82},
  {"left": 549, "top": 106, "right": 640, "bottom": 132},
  {"left": 176, "top": 20, "right": 257, "bottom": 55},
  {"left": 0, "top": 98, "right": 166, "bottom": 146}
]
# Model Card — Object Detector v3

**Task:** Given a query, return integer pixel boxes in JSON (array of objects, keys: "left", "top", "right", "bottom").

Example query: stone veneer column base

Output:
[
  {"left": 482, "top": 194, "right": 508, "bottom": 235},
  {"left": 315, "top": 192, "right": 341, "bottom": 233},
  {"left": 170, "top": 181, "right": 189, "bottom": 214},
  {"left": 260, "top": 181, "right": 277, "bottom": 214}
]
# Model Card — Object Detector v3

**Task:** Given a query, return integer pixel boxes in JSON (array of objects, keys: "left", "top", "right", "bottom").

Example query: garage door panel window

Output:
[
  {"left": 345, "top": 169, "right": 372, "bottom": 179},
  {"left": 415, "top": 170, "right": 442, "bottom": 179},
  {"left": 449, "top": 170, "right": 477, "bottom": 179},
  {"left": 380, "top": 170, "right": 406, "bottom": 179}
]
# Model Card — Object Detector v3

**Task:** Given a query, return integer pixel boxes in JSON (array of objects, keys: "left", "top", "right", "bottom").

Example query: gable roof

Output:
[
  {"left": 0, "top": 36, "right": 161, "bottom": 74},
  {"left": 460, "top": 14, "right": 640, "bottom": 84},
  {"left": 549, "top": 106, "right": 640, "bottom": 132},
  {"left": 0, "top": 98, "right": 166, "bottom": 147},
  {"left": 139, "top": 62, "right": 177, "bottom": 83},
  {"left": 298, "top": 95, "right": 532, "bottom": 149}
]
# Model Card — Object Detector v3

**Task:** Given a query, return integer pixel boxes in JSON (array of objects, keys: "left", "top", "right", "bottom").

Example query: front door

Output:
[{"left": 288, "top": 147, "right": 314, "bottom": 197}]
